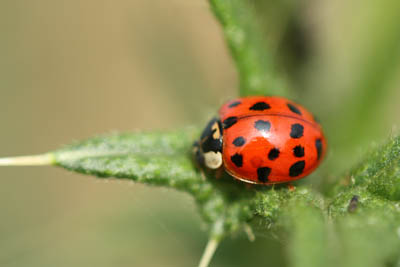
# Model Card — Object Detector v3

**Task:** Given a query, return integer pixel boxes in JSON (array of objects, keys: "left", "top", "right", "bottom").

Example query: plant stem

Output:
[
  {"left": 0, "top": 154, "right": 54, "bottom": 166},
  {"left": 198, "top": 237, "right": 220, "bottom": 267},
  {"left": 209, "top": 0, "right": 288, "bottom": 97}
]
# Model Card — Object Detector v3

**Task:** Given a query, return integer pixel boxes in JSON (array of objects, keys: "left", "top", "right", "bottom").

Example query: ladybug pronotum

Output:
[{"left": 193, "top": 96, "right": 327, "bottom": 184}]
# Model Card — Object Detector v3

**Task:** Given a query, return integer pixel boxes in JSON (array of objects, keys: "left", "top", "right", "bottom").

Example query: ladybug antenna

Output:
[
  {"left": 198, "top": 219, "right": 224, "bottom": 267},
  {"left": 0, "top": 153, "right": 53, "bottom": 166}
]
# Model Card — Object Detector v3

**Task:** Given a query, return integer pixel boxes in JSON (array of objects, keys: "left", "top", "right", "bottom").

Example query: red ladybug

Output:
[{"left": 193, "top": 96, "right": 327, "bottom": 184}]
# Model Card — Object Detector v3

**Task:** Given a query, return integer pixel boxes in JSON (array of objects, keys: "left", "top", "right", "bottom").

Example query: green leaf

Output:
[
  {"left": 209, "top": 0, "right": 289, "bottom": 97},
  {"left": 332, "top": 135, "right": 400, "bottom": 201},
  {"left": 54, "top": 130, "right": 201, "bottom": 190}
]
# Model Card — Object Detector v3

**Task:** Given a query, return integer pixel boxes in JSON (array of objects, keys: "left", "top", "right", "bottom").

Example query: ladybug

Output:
[{"left": 193, "top": 96, "right": 327, "bottom": 184}]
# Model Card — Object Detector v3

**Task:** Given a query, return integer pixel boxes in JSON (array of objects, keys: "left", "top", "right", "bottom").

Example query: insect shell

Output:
[{"left": 193, "top": 96, "right": 327, "bottom": 185}]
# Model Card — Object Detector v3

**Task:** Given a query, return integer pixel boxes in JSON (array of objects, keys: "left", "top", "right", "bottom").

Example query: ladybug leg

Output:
[
  {"left": 192, "top": 141, "right": 207, "bottom": 181},
  {"left": 215, "top": 167, "right": 224, "bottom": 179},
  {"left": 192, "top": 141, "right": 204, "bottom": 168},
  {"left": 287, "top": 182, "right": 296, "bottom": 192}
]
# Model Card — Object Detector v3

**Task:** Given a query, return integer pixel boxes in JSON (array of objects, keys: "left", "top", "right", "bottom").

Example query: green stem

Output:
[
  {"left": 198, "top": 218, "right": 225, "bottom": 267},
  {"left": 209, "top": 0, "right": 288, "bottom": 97},
  {"left": 198, "top": 237, "right": 220, "bottom": 267}
]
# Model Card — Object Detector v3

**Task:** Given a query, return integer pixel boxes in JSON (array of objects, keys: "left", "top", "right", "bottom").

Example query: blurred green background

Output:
[{"left": 0, "top": 0, "right": 399, "bottom": 266}]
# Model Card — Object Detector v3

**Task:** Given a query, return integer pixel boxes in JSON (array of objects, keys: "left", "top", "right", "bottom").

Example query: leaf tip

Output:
[{"left": 0, "top": 153, "right": 55, "bottom": 166}]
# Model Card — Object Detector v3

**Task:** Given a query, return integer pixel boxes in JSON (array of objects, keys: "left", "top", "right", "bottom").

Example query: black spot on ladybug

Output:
[
  {"left": 223, "top": 116, "right": 238, "bottom": 129},
  {"left": 289, "top": 160, "right": 305, "bottom": 177},
  {"left": 287, "top": 103, "right": 302, "bottom": 115},
  {"left": 249, "top": 102, "right": 271, "bottom": 111},
  {"left": 268, "top": 148, "right": 280, "bottom": 160},
  {"left": 290, "top": 123, "right": 304, "bottom": 139},
  {"left": 254, "top": 120, "right": 271, "bottom": 132},
  {"left": 293, "top": 145, "right": 305, "bottom": 157},
  {"left": 257, "top": 167, "right": 271, "bottom": 183},
  {"left": 315, "top": 139, "right": 323, "bottom": 160},
  {"left": 233, "top": 136, "right": 246, "bottom": 147},
  {"left": 228, "top": 101, "right": 241, "bottom": 108},
  {"left": 231, "top": 153, "right": 243, "bottom": 167}
]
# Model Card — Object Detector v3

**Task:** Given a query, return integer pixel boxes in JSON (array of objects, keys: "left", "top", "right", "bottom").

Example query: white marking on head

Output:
[
  {"left": 211, "top": 122, "right": 221, "bottom": 139},
  {"left": 204, "top": 151, "right": 223, "bottom": 169}
]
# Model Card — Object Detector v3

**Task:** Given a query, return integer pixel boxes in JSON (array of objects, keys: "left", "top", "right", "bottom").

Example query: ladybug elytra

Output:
[{"left": 193, "top": 96, "right": 327, "bottom": 184}]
